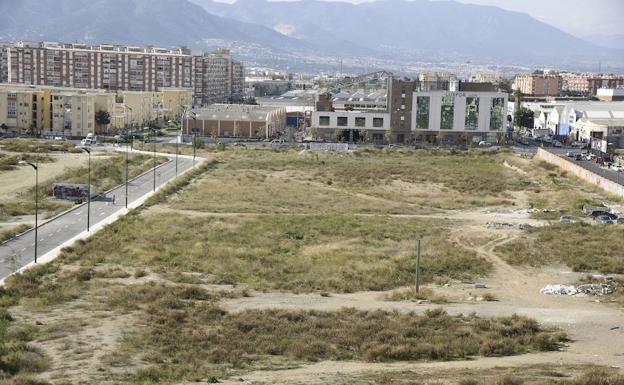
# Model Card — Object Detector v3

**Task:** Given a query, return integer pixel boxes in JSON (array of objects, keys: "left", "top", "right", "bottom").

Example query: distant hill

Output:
[
  {"left": 0, "top": 0, "right": 622, "bottom": 71},
  {"left": 0, "top": 0, "right": 309, "bottom": 52},
  {"left": 584, "top": 34, "right": 624, "bottom": 50},
  {"left": 191, "top": 0, "right": 624, "bottom": 66}
]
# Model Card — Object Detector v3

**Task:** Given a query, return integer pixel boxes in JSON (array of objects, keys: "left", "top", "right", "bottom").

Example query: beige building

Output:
[
  {"left": 514, "top": 74, "right": 562, "bottom": 96},
  {"left": 0, "top": 42, "right": 243, "bottom": 106},
  {"left": 183, "top": 104, "right": 286, "bottom": 138},
  {"left": 0, "top": 84, "right": 51, "bottom": 135},
  {"left": 0, "top": 84, "right": 193, "bottom": 137},
  {"left": 161, "top": 88, "right": 193, "bottom": 121}
]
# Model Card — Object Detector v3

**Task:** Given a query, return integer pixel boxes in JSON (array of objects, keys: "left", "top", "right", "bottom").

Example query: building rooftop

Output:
[{"left": 193, "top": 104, "right": 284, "bottom": 121}]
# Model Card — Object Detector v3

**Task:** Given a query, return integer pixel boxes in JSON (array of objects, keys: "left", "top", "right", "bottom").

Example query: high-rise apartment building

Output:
[{"left": 0, "top": 42, "right": 243, "bottom": 106}]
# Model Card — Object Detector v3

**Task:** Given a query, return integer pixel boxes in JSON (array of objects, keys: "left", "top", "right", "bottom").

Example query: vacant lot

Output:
[
  {"left": 0, "top": 148, "right": 621, "bottom": 384},
  {"left": 63, "top": 212, "right": 489, "bottom": 292},
  {"left": 0, "top": 139, "right": 82, "bottom": 154},
  {"left": 172, "top": 149, "right": 531, "bottom": 213}
]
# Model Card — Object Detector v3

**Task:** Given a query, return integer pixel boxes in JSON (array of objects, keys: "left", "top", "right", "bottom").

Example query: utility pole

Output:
[
  {"left": 79, "top": 147, "right": 92, "bottom": 232},
  {"left": 19, "top": 161, "right": 38, "bottom": 263},
  {"left": 414, "top": 239, "right": 421, "bottom": 294}
]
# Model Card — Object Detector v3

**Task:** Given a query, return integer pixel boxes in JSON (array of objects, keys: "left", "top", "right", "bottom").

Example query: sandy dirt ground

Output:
[{"left": 0, "top": 152, "right": 93, "bottom": 201}]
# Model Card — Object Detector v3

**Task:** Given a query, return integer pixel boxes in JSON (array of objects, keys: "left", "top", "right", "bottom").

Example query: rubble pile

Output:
[{"left": 541, "top": 280, "right": 617, "bottom": 297}]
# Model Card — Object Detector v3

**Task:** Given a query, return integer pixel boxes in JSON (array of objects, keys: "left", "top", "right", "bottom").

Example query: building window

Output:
[
  {"left": 465, "top": 97, "right": 479, "bottom": 130},
  {"left": 416, "top": 96, "right": 429, "bottom": 129},
  {"left": 337, "top": 116, "right": 348, "bottom": 127},
  {"left": 372, "top": 133, "right": 383, "bottom": 141},
  {"left": 372, "top": 117, "right": 384, "bottom": 128},
  {"left": 319, "top": 116, "right": 330, "bottom": 126},
  {"left": 490, "top": 97, "right": 504, "bottom": 131},
  {"left": 355, "top": 117, "right": 366, "bottom": 127},
  {"left": 7, "top": 101, "right": 17, "bottom": 119},
  {"left": 440, "top": 95, "right": 454, "bottom": 130}
]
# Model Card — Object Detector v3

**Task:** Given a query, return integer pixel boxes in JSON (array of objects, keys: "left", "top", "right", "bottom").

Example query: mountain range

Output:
[{"left": 1, "top": 0, "right": 622, "bottom": 72}]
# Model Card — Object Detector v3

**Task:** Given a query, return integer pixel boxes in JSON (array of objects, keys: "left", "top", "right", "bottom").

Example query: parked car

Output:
[
  {"left": 478, "top": 141, "right": 491, "bottom": 147},
  {"left": 617, "top": 217, "right": 624, "bottom": 225},
  {"left": 559, "top": 215, "right": 576, "bottom": 224},
  {"left": 571, "top": 141, "right": 587, "bottom": 148},
  {"left": 610, "top": 164, "right": 624, "bottom": 172},
  {"left": 553, "top": 140, "right": 562, "bottom": 147},
  {"left": 595, "top": 215, "right": 614, "bottom": 225},
  {"left": 565, "top": 151, "right": 575, "bottom": 157},
  {"left": 574, "top": 154, "right": 583, "bottom": 161},
  {"left": 591, "top": 211, "right": 617, "bottom": 220}
]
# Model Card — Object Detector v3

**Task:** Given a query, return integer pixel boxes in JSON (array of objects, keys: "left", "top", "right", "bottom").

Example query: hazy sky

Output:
[
  {"left": 454, "top": 0, "right": 624, "bottom": 38},
  {"left": 237, "top": 0, "right": 624, "bottom": 38}
]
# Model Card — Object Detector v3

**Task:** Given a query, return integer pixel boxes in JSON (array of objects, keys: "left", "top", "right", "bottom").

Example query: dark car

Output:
[
  {"left": 590, "top": 210, "right": 617, "bottom": 219},
  {"left": 617, "top": 217, "right": 624, "bottom": 225},
  {"left": 574, "top": 154, "right": 583, "bottom": 161}
]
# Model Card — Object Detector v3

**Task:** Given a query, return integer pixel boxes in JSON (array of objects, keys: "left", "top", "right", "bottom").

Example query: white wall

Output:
[{"left": 312, "top": 111, "right": 390, "bottom": 130}]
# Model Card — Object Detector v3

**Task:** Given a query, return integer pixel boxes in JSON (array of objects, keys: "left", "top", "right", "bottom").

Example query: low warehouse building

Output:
[{"left": 183, "top": 104, "right": 287, "bottom": 139}]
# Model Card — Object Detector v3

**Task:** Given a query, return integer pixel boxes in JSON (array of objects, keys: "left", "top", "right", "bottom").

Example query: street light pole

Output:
[
  {"left": 193, "top": 131, "right": 197, "bottom": 167},
  {"left": 177, "top": 106, "right": 187, "bottom": 176},
  {"left": 149, "top": 129, "right": 156, "bottom": 192},
  {"left": 19, "top": 161, "right": 38, "bottom": 263},
  {"left": 79, "top": 147, "right": 92, "bottom": 232},
  {"left": 125, "top": 133, "right": 129, "bottom": 209}
]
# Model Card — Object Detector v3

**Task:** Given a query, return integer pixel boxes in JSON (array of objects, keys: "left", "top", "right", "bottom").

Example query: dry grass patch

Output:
[
  {"left": 114, "top": 294, "right": 566, "bottom": 384},
  {"left": 495, "top": 223, "right": 624, "bottom": 274},
  {"left": 64, "top": 213, "right": 491, "bottom": 293},
  {"left": 503, "top": 155, "right": 617, "bottom": 220}
]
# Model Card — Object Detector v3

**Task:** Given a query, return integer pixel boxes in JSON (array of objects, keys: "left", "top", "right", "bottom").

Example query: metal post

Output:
[
  {"left": 415, "top": 239, "right": 421, "bottom": 294},
  {"left": 153, "top": 138, "right": 156, "bottom": 192},
  {"left": 193, "top": 131, "right": 197, "bottom": 167},
  {"left": 34, "top": 165, "right": 38, "bottom": 263},
  {"left": 177, "top": 109, "right": 183, "bottom": 176},
  {"left": 87, "top": 150, "right": 91, "bottom": 232},
  {"left": 125, "top": 138, "right": 129, "bottom": 208}
]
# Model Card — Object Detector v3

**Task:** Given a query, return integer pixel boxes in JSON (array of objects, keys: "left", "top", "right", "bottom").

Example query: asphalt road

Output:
[
  {"left": 0, "top": 147, "right": 195, "bottom": 280},
  {"left": 545, "top": 148, "right": 624, "bottom": 186}
]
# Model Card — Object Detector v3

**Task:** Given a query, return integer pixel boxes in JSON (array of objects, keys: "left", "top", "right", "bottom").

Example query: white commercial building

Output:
[
  {"left": 311, "top": 110, "right": 390, "bottom": 141},
  {"left": 411, "top": 91, "right": 507, "bottom": 137}
]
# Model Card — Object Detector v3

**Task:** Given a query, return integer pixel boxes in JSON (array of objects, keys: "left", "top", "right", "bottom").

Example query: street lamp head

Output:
[{"left": 18, "top": 160, "right": 37, "bottom": 170}]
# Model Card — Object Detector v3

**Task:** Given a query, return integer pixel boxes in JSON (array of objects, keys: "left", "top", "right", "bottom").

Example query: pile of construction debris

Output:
[{"left": 541, "top": 278, "right": 617, "bottom": 297}]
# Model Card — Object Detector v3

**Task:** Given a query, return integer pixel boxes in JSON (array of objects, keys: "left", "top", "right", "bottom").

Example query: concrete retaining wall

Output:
[{"left": 536, "top": 148, "right": 624, "bottom": 197}]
